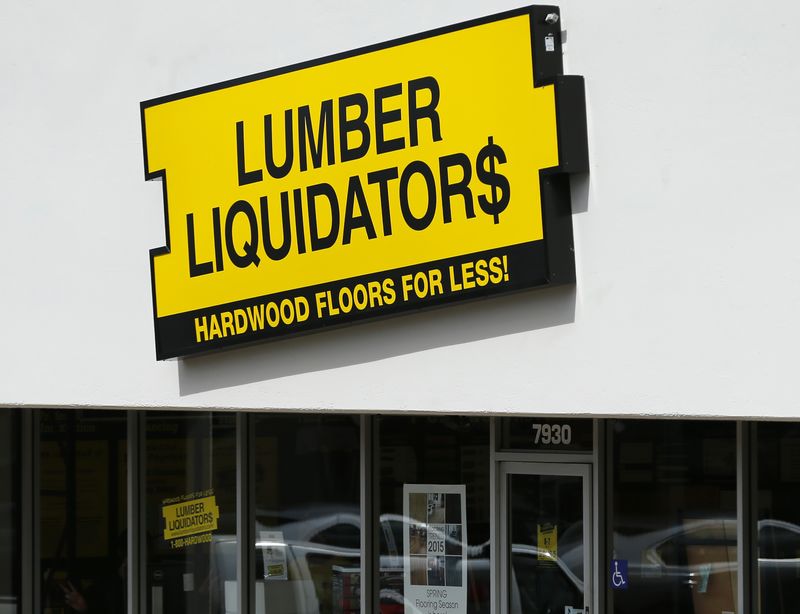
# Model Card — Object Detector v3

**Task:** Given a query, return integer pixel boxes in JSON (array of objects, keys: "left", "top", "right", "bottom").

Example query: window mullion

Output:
[{"left": 237, "top": 412, "right": 255, "bottom": 614}]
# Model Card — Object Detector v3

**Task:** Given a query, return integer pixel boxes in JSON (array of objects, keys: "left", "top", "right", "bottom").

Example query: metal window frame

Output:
[
  {"left": 237, "top": 412, "right": 255, "bottom": 614},
  {"left": 361, "top": 415, "right": 378, "bottom": 614},
  {"left": 491, "top": 418, "right": 600, "bottom": 614},
  {"left": 498, "top": 460, "right": 593, "bottom": 614},
  {"left": 737, "top": 421, "right": 758, "bottom": 614},
  {"left": 593, "top": 419, "right": 607, "bottom": 614},
  {"left": 489, "top": 419, "right": 498, "bottom": 614},
  {"left": 127, "top": 410, "right": 143, "bottom": 614},
  {"left": 22, "top": 409, "right": 140, "bottom": 614},
  {"left": 602, "top": 419, "right": 614, "bottom": 614},
  {"left": 234, "top": 411, "right": 374, "bottom": 614},
  {"left": 604, "top": 418, "right": 748, "bottom": 614},
  {"left": 21, "top": 409, "right": 38, "bottom": 614}
]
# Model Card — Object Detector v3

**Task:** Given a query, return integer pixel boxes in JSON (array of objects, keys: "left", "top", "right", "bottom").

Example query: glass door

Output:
[{"left": 500, "top": 462, "right": 592, "bottom": 614}]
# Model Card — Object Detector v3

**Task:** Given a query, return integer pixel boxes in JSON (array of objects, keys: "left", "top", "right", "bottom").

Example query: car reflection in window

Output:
[
  {"left": 508, "top": 521, "right": 585, "bottom": 614},
  {"left": 614, "top": 518, "right": 800, "bottom": 614},
  {"left": 212, "top": 510, "right": 491, "bottom": 614}
]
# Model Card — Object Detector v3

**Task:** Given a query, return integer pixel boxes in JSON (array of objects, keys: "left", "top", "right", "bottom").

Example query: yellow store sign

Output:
[
  {"left": 162, "top": 494, "right": 220, "bottom": 544},
  {"left": 141, "top": 6, "right": 587, "bottom": 359}
]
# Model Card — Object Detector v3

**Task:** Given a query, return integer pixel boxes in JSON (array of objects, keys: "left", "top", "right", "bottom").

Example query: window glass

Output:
[
  {"left": 378, "top": 416, "right": 490, "bottom": 613},
  {"left": 756, "top": 422, "right": 800, "bottom": 613},
  {"left": 144, "top": 412, "right": 236, "bottom": 614},
  {"left": 611, "top": 420, "right": 737, "bottom": 614},
  {"left": 0, "top": 410, "right": 20, "bottom": 612},
  {"left": 507, "top": 472, "right": 587, "bottom": 613},
  {"left": 252, "top": 414, "right": 360, "bottom": 614},
  {"left": 39, "top": 409, "right": 127, "bottom": 614}
]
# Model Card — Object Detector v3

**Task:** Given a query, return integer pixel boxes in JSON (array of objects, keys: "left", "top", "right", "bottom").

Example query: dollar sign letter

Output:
[{"left": 476, "top": 136, "right": 511, "bottom": 224}]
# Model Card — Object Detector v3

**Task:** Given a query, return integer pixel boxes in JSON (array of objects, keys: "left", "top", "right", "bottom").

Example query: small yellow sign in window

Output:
[
  {"left": 162, "top": 492, "right": 220, "bottom": 544},
  {"left": 537, "top": 523, "right": 558, "bottom": 562}
]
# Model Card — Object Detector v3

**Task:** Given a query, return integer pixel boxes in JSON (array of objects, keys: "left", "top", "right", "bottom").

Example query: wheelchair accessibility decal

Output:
[{"left": 610, "top": 559, "right": 628, "bottom": 590}]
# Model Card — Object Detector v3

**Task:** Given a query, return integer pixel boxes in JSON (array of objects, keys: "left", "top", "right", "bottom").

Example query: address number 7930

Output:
[{"left": 531, "top": 423, "right": 572, "bottom": 446}]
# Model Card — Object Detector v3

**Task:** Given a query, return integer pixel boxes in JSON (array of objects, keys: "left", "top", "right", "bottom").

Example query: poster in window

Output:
[
  {"left": 403, "top": 484, "right": 467, "bottom": 613},
  {"left": 260, "top": 530, "right": 288, "bottom": 580}
]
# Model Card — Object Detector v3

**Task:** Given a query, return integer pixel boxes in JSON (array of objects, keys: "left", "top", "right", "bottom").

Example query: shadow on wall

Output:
[
  {"left": 177, "top": 284, "right": 577, "bottom": 396},
  {"left": 570, "top": 173, "right": 589, "bottom": 215},
  {"left": 177, "top": 171, "right": 590, "bottom": 395}
]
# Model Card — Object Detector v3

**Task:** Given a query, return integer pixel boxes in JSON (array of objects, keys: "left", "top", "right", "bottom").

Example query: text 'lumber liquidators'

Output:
[
  {"left": 162, "top": 490, "right": 219, "bottom": 549},
  {"left": 142, "top": 7, "right": 586, "bottom": 359}
]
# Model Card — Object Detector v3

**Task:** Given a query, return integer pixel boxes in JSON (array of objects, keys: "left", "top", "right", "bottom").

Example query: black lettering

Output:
[
  {"left": 408, "top": 76, "right": 442, "bottom": 147},
  {"left": 439, "top": 153, "right": 475, "bottom": 223},
  {"left": 212, "top": 206, "right": 224, "bottom": 272},
  {"left": 339, "top": 93, "right": 371, "bottom": 162},
  {"left": 307, "top": 183, "right": 340, "bottom": 251},
  {"left": 259, "top": 194, "right": 292, "bottom": 260},
  {"left": 399, "top": 160, "right": 436, "bottom": 231},
  {"left": 236, "top": 121, "right": 263, "bottom": 185},
  {"left": 187, "top": 213, "right": 213, "bottom": 277},
  {"left": 298, "top": 100, "right": 335, "bottom": 171},
  {"left": 225, "top": 200, "right": 261, "bottom": 268},
  {"left": 293, "top": 188, "right": 307, "bottom": 254},
  {"left": 374, "top": 83, "right": 404, "bottom": 154},
  {"left": 367, "top": 167, "right": 399, "bottom": 236},
  {"left": 342, "top": 175, "right": 377, "bottom": 245},
  {"left": 264, "top": 109, "right": 294, "bottom": 178}
]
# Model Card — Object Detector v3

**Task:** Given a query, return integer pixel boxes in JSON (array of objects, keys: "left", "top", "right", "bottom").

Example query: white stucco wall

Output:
[{"left": 1, "top": 0, "right": 798, "bottom": 418}]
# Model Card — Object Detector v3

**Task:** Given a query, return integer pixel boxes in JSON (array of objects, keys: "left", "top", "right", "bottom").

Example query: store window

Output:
[
  {"left": 252, "top": 414, "right": 360, "bottom": 614},
  {"left": 610, "top": 420, "right": 738, "bottom": 614},
  {"left": 377, "top": 416, "right": 490, "bottom": 614},
  {"left": 756, "top": 422, "right": 800, "bottom": 613},
  {"left": 0, "top": 410, "right": 21, "bottom": 612},
  {"left": 144, "top": 412, "right": 236, "bottom": 614},
  {"left": 39, "top": 409, "right": 127, "bottom": 614}
]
